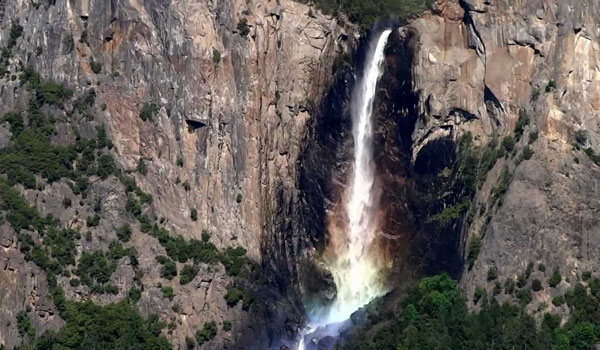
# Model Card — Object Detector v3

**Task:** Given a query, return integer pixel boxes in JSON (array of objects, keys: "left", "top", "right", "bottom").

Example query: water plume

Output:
[{"left": 303, "top": 29, "right": 393, "bottom": 337}]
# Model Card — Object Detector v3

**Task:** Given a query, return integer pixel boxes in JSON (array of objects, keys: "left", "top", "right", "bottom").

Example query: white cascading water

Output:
[{"left": 299, "top": 30, "right": 392, "bottom": 349}]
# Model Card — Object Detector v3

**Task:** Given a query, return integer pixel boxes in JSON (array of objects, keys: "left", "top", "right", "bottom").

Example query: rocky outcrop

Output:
[
  {"left": 406, "top": 0, "right": 600, "bottom": 311},
  {"left": 0, "top": 0, "right": 351, "bottom": 348}
]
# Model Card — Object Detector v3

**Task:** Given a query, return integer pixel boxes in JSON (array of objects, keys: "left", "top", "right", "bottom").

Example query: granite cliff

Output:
[{"left": 1, "top": 0, "right": 599, "bottom": 349}]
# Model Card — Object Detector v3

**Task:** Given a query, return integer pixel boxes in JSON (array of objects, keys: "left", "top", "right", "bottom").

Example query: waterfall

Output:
[
  {"left": 325, "top": 28, "right": 392, "bottom": 324},
  {"left": 299, "top": 30, "right": 392, "bottom": 349}
]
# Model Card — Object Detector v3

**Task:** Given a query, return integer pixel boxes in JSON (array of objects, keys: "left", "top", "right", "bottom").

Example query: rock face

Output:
[
  {"left": 406, "top": 0, "right": 600, "bottom": 310},
  {"left": 0, "top": 0, "right": 350, "bottom": 348}
]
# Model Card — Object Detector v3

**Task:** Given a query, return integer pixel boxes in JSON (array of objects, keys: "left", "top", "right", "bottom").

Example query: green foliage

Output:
[
  {"left": 311, "top": 0, "right": 433, "bottom": 28},
  {"left": 176, "top": 156, "right": 184, "bottom": 167},
  {"left": 8, "top": 22, "right": 24, "bottom": 48},
  {"left": 467, "top": 236, "right": 481, "bottom": 268},
  {"left": 236, "top": 193, "right": 243, "bottom": 203},
  {"left": 76, "top": 251, "right": 117, "bottom": 287},
  {"left": 516, "top": 288, "right": 532, "bottom": 305},
  {"left": 0, "top": 180, "right": 46, "bottom": 233},
  {"left": 522, "top": 146, "right": 534, "bottom": 160},
  {"left": 225, "top": 284, "right": 255, "bottom": 310},
  {"left": 502, "top": 135, "right": 515, "bottom": 154},
  {"left": 159, "top": 258, "right": 177, "bottom": 280},
  {"left": 161, "top": 286, "right": 175, "bottom": 300},
  {"left": 223, "top": 321, "right": 232, "bottom": 331},
  {"left": 219, "top": 247, "right": 248, "bottom": 276},
  {"left": 514, "top": 110, "right": 530, "bottom": 141},
  {"left": 546, "top": 79, "right": 556, "bottom": 92},
  {"left": 584, "top": 147, "right": 600, "bottom": 166},
  {"left": 491, "top": 166, "right": 512, "bottom": 206},
  {"left": 427, "top": 198, "right": 470, "bottom": 225},
  {"left": 487, "top": 266, "right": 498, "bottom": 281},
  {"left": 575, "top": 130, "right": 588, "bottom": 145},
  {"left": 549, "top": 268, "right": 562, "bottom": 288},
  {"left": 582, "top": 271, "right": 592, "bottom": 281},
  {"left": 116, "top": 224, "right": 132, "bottom": 242},
  {"left": 190, "top": 208, "right": 198, "bottom": 221},
  {"left": 183, "top": 181, "right": 191, "bottom": 191},
  {"left": 137, "top": 158, "right": 148, "bottom": 175},
  {"left": 195, "top": 321, "right": 217, "bottom": 346},
  {"left": 532, "top": 279, "right": 543, "bottom": 292},
  {"left": 237, "top": 18, "right": 250, "bottom": 37},
  {"left": 34, "top": 301, "right": 171, "bottom": 349},
  {"left": 45, "top": 228, "right": 79, "bottom": 266},
  {"left": 128, "top": 287, "right": 141, "bottom": 303},
  {"left": 86, "top": 214, "right": 101, "bottom": 227},
  {"left": 344, "top": 273, "right": 600, "bottom": 350},
  {"left": 90, "top": 59, "right": 102, "bottom": 74},
  {"left": 180, "top": 264, "right": 198, "bottom": 285},
  {"left": 97, "top": 154, "right": 117, "bottom": 179},
  {"left": 212, "top": 49, "right": 221, "bottom": 64},
  {"left": 17, "top": 312, "right": 36, "bottom": 339},
  {"left": 139, "top": 102, "right": 157, "bottom": 121},
  {"left": 552, "top": 295, "right": 565, "bottom": 306},
  {"left": 528, "top": 130, "right": 539, "bottom": 144}
]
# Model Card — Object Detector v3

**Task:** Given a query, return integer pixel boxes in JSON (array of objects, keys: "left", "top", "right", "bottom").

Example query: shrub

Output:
[
  {"left": 212, "top": 49, "right": 221, "bottom": 64},
  {"left": 196, "top": 321, "right": 217, "bottom": 346},
  {"left": 504, "top": 278, "right": 516, "bottom": 295},
  {"left": 139, "top": 102, "right": 157, "bottom": 121},
  {"left": 8, "top": 22, "right": 24, "bottom": 49},
  {"left": 97, "top": 154, "right": 117, "bottom": 179},
  {"left": 223, "top": 321, "right": 232, "bottom": 331},
  {"left": 552, "top": 295, "right": 565, "bottom": 306},
  {"left": 76, "top": 251, "right": 117, "bottom": 287},
  {"left": 528, "top": 130, "right": 539, "bottom": 144},
  {"left": 575, "top": 129, "right": 588, "bottom": 145},
  {"left": 87, "top": 214, "right": 101, "bottom": 227},
  {"left": 487, "top": 266, "right": 498, "bottom": 281},
  {"left": 176, "top": 156, "right": 184, "bottom": 167},
  {"left": 549, "top": 268, "right": 562, "bottom": 288},
  {"left": 137, "top": 158, "right": 148, "bottom": 175},
  {"left": 545, "top": 79, "right": 556, "bottom": 92},
  {"left": 236, "top": 193, "right": 243, "bottom": 203},
  {"left": 522, "top": 146, "right": 533, "bottom": 160},
  {"left": 180, "top": 264, "right": 198, "bottom": 285},
  {"left": 219, "top": 247, "right": 248, "bottom": 276},
  {"left": 190, "top": 208, "right": 198, "bottom": 221},
  {"left": 160, "top": 259, "right": 177, "bottom": 280},
  {"left": 128, "top": 287, "right": 141, "bottom": 303},
  {"left": 36, "top": 301, "right": 171, "bottom": 349},
  {"left": 532, "top": 279, "right": 543, "bottom": 292},
  {"left": 473, "top": 287, "right": 485, "bottom": 304},
  {"left": 162, "top": 286, "right": 175, "bottom": 300},
  {"left": 312, "top": 0, "right": 433, "bottom": 28},
  {"left": 90, "top": 59, "right": 102, "bottom": 74},
  {"left": 467, "top": 236, "right": 481, "bottom": 268},
  {"left": 183, "top": 181, "right": 191, "bottom": 191},
  {"left": 17, "top": 312, "right": 35, "bottom": 339},
  {"left": 116, "top": 224, "right": 132, "bottom": 242},
  {"left": 237, "top": 18, "right": 250, "bottom": 37},
  {"left": 582, "top": 271, "right": 592, "bottom": 281},
  {"left": 538, "top": 264, "right": 546, "bottom": 272},
  {"left": 502, "top": 136, "right": 515, "bottom": 153},
  {"left": 516, "top": 288, "right": 532, "bottom": 305},
  {"left": 514, "top": 110, "right": 530, "bottom": 141}
]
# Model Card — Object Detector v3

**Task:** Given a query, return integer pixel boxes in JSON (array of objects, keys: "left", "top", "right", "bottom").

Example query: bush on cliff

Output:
[{"left": 308, "top": 0, "right": 433, "bottom": 28}]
